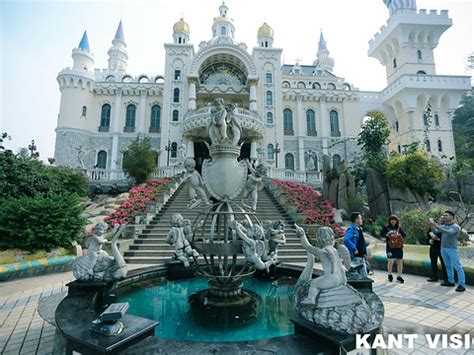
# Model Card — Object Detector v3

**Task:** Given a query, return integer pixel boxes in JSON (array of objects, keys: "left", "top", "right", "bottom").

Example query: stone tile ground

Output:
[{"left": 0, "top": 267, "right": 472, "bottom": 354}]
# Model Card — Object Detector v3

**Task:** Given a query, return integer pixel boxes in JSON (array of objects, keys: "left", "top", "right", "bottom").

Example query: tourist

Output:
[
  {"left": 380, "top": 215, "right": 406, "bottom": 283},
  {"left": 426, "top": 216, "right": 447, "bottom": 282},
  {"left": 343, "top": 212, "right": 368, "bottom": 278},
  {"left": 429, "top": 211, "right": 466, "bottom": 292}
]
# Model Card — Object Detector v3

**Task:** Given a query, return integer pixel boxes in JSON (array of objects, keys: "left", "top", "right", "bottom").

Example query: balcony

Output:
[
  {"left": 98, "top": 126, "right": 110, "bottom": 132},
  {"left": 284, "top": 129, "right": 294, "bottom": 136},
  {"left": 307, "top": 130, "right": 317, "bottom": 137},
  {"left": 183, "top": 106, "right": 264, "bottom": 139},
  {"left": 124, "top": 126, "right": 135, "bottom": 133}
]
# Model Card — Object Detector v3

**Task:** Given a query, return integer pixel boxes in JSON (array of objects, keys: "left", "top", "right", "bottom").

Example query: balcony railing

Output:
[
  {"left": 149, "top": 127, "right": 161, "bottom": 133},
  {"left": 307, "top": 130, "right": 317, "bottom": 136},
  {"left": 267, "top": 168, "right": 322, "bottom": 184},
  {"left": 98, "top": 126, "right": 110, "bottom": 132},
  {"left": 330, "top": 131, "right": 341, "bottom": 137},
  {"left": 284, "top": 129, "right": 294, "bottom": 136},
  {"left": 124, "top": 126, "right": 135, "bottom": 133}
]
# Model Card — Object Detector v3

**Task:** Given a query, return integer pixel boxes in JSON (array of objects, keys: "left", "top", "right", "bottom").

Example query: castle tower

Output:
[
  {"left": 107, "top": 20, "right": 128, "bottom": 73},
  {"left": 211, "top": 1, "right": 235, "bottom": 39},
  {"left": 369, "top": 1, "right": 451, "bottom": 84},
  {"left": 313, "top": 31, "right": 334, "bottom": 72},
  {"left": 257, "top": 22, "right": 274, "bottom": 48},
  {"left": 71, "top": 31, "right": 94, "bottom": 71},
  {"left": 173, "top": 18, "right": 190, "bottom": 44}
]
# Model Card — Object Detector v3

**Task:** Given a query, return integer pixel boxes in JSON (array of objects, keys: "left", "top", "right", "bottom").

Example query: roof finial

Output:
[
  {"left": 114, "top": 20, "right": 125, "bottom": 42},
  {"left": 78, "top": 30, "right": 90, "bottom": 51}
]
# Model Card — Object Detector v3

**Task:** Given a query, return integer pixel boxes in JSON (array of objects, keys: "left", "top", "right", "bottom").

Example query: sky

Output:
[{"left": 0, "top": 0, "right": 472, "bottom": 161}]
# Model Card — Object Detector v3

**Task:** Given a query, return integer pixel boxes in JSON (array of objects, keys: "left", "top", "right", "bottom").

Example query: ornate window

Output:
[
  {"left": 267, "top": 144, "right": 274, "bottom": 160},
  {"left": 266, "top": 91, "right": 273, "bottom": 106},
  {"left": 332, "top": 154, "right": 341, "bottom": 169},
  {"left": 285, "top": 153, "right": 295, "bottom": 170},
  {"left": 423, "top": 113, "right": 429, "bottom": 126},
  {"left": 438, "top": 139, "right": 443, "bottom": 152},
  {"left": 417, "top": 50, "right": 422, "bottom": 61},
  {"left": 97, "top": 151, "right": 107, "bottom": 169},
  {"left": 267, "top": 112, "right": 273, "bottom": 124},
  {"left": 171, "top": 142, "right": 178, "bottom": 158},
  {"left": 395, "top": 121, "right": 399, "bottom": 132},
  {"left": 434, "top": 113, "right": 440, "bottom": 126},
  {"left": 221, "top": 26, "right": 226, "bottom": 36},
  {"left": 306, "top": 109, "right": 316, "bottom": 136},
  {"left": 282, "top": 81, "right": 291, "bottom": 88},
  {"left": 417, "top": 70, "right": 426, "bottom": 75},
  {"left": 297, "top": 81, "right": 306, "bottom": 89},
  {"left": 393, "top": 58, "right": 397, "bottom": 68},
  {"left": 174, "top": 70, "right": 181, "bottom": 80},
  {"left": 330, "top": 110, "right": 340, "bottom": 136},
  {"left": 150, "top": 105, "right": 161, "bottom": 132},
  {"left": 312, "top": 82, "right": 321, "bottom": 89},
  {"left": 327, "top": 83, "right": 336, "bottom": 90},
  {"left": 172, "top": 109, "right": 179, "bottom": 122},
  {"left": 81, "top": 106, "right": 87, "bottom": 117},
  {"left": 100, "top": 104, "right": 111, "bottom": 128},
  {"left": 266, "top": 73, "right": 272, "bottom": 84},
  {"left": 283, "top": 108, "right": 293, "bottom": 135},
  {"left": 199, "top": 63, "right": 246, "bottom": 86},
  {"left": 173, "top": 88, "right": 180, "bottom": 103},
  {"left": 125, "top": 104, "right": 136, "bottom": 132},
  {"left": 425, "top": 139, "right": 431, "bottom": 152}
]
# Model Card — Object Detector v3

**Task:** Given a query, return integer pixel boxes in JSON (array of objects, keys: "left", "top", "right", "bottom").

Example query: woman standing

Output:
[{"left": 380, "top": 215, "right": 406, "bottom": 283}]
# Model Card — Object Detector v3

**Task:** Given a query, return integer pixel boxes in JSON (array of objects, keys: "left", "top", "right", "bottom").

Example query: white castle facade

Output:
[{"left": 54, "top": 1, "right": 471, "bottom": 182}]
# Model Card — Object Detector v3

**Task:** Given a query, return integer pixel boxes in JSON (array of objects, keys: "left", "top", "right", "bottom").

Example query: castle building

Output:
[{"left": 54, "top": 1, "right": 471, "bottom": 181}]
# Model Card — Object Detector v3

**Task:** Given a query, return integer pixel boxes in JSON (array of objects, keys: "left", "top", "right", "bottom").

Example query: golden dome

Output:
[
  {"left": 258, "top": 22, "right": 274, "bottom": 38},
  {"left": 214, "top": 15, "right": 232, "bottom": 24},
  {"left": 173, "top": 18, "right": 190, "bottom": 34}
]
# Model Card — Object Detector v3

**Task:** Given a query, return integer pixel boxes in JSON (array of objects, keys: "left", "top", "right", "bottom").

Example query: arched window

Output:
[
  {"left": 266, "top": 91, "right": 273, "bottom": 106},
  {"left": 327, "top": 83, "right": 336, "bottom": 90},
  {"left": 423, "top": 113, "right": 429, "bottom": 126},
  {"left": 306, "top": 109, "right": 316, "bottom": 136},
  {"left": 221, "top": 26, "right": 226, "bottom": 36},
  {"left": 150, "top": 105, "right": 161, "bottom": 132},
  {"left": 125, "top": 104, "right": 136, "bottom": 131},
  {"left": 343, "top": 84, "right": 351, "bottom": 91},
  {"left": 172, "top": 110, "right": 179, "bottom": 122},
  {"left": 285, "top": 153, "right": 295, "bottom": 170},
  {"left": 81, "top": 106, "right": 87, "bottom": 117},
  {"left": 100, "top": 104, "right": 111, "bottom": 129},
  {"left": 417, "top": 50, "right": 422, "bottom": 61},
  {"left": 97, "top": 151, "right": 107, "bottom": 169},
  {"left": 171, "top": 142, "right": 178, "bottom": 158},
  {"left": 283, "top": 108, "right": 293, "bottom": 135},
  {"left": 312, "top": 82, "right": 321, "bottom": 89},
  {"left": 425, "top": 139, "right": 431, "bottom": 152},
  {"left": 395, "top": 121, "right": 399, "bottom": 132},
  {"left": 330, "top": 110, "right": 340, "bottom": 136},
  {"left": 267, "top": 144, "right": 274, "bottom": 160},
  {"left": 266, "top": 73, "right": 272, "bottom": 84},
  {"left": 438, "top": 139, "right": 443, "bottom": 152},
  {"left": 393, "top": 58, "right": 397, "bottom": 68},
  {"left": 434, "top": 113, "right": 440, "bottom": 126},
  {"left": 297, "top": 81, "right": 306, "bottom": 89},
  {"left": 173, "top": 88, "right": 180, "bottom": 103},
  {"left": 282, "top": 81, "right": 291, "bottom": 88},
  {"left": 417, "top": 70, "right": 426, "bottom": 75},
  {"left": 267, "top": 112, "right": 273, "bottom": 124},
  {"left": 332, "top": 154, "right": 341, "bottom": 169},
  {"left": 397, "top": 145, "right": 401, "bottom": 154}
]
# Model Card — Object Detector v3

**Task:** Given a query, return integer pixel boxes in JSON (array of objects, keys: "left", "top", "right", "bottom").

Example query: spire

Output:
[
  {"left": 318, "top": 30, "right": 327, "bottom": 52},
  {"left": 78, "top": 30, "right": 90, "bottom": 51},
  {"left": 114, "top": 20, "right": 125, "bottom": 43}
]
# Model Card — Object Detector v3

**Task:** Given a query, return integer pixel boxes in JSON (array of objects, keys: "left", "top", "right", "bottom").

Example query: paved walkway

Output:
[{"left": 0, "top": 267, "right": 472, "bottom": 354}]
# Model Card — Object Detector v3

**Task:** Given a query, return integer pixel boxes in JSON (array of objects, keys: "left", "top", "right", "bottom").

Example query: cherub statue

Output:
[
  {"left": 178, "top": 142, "right": 187, "bottom": 163},
  {"left": 229, "top": 220, "right": 276, "bottom": 272},
  {"left": 294, "top": 225, "right": 348, "bottom": 305},
  {"left": 225, "top": 103, "right": 241, "bottom": 145},
  {"left": 263, "top": 220, "right": 286, "bottom": 262},
  {"left": 183, "top": 158, "right": 211, "bottom": 209},
  {"left": 208, "top": 98, "right": 228, "bottom": 145},
  {"left": 75, "top": 145, "right": 86, "bottom": 169},
  {"left": 73, "top": 222, "right": 128, "bottom": 282},
  {"left": 183, "top": 218, "right": 193, "bottom": 241},
  {"left": 242, "top": 159, "right": 267, "bottom": 211},
  {"left": 166, "top": 213, "right": 199, "bottom": 267}
]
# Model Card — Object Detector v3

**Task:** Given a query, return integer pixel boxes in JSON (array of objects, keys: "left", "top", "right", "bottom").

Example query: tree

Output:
[
  {"left": 122, "top": 136, "right": 159, "bottom": 184},
  {"left": 357, "top": 111, "right": 391, "bottom": 174},
  {"left": 452, "top": 90, "right": 474, "bottom": 168}
]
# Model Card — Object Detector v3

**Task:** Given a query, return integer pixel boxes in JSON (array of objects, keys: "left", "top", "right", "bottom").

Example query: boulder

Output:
[
  {"left": 366, "top": 169, "right": 390, "bottom": 218},
  {"left": 332, "top": 208, "right": 346, "bottom": 224},
  {"left": 388, "top": 185, "right": 428, "bottom": 214},
  {"left": 337, "top": 174, "right": 349, "bottom": 212},
  {"left": 87, "top": 215, "right": 108, "bottom": 226},
  {"left": 328, "top": 180, "right": 339, "bottom": 207}
]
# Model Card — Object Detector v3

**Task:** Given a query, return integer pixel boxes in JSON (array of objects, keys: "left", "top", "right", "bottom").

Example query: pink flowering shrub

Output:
[
  {"left": 105, "top": 178, "right": 172, "bottom": 225},
  {"left": 272, "top": 179, "right": 344, "bottom": 238}
]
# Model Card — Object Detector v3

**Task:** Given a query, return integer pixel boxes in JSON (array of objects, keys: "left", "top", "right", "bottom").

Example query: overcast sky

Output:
[{"left": 1, "top": 0, "right": 472, "bottom": 161}]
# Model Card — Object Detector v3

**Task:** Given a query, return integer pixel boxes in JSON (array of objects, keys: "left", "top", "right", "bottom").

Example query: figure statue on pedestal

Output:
[
  {"left": 183, "top": 158, "right": 211, "bottom": 209},
  {"left": 263, "top": 220, "right": 286, "bottom": 262},
  {"left": 166, "top": 213, "right": 199, "bottom": 267},
  {"left": 242, "top": 159, "right": 267, "bottom": 211},
  {"left": 75, "top": 145, "right": 86, "bottom": 170},
  {"left": 73, "top": 222, "right": 128, "bottom": 282},
  {"left": 208, "top": 98, "right": 228, "bottom": 144},
  {"left": 256, "top": 144, "right": 265, "bottom": 165}
]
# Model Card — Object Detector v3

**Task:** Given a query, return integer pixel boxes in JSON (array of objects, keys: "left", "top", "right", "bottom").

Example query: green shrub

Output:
[
  {"left": 0, "top": 194, "right": 86, "bottom": 251},
  {"left": 122, "top": 136, "right": 159, "bottom": 184},
  {"left": 387, "top": 151, "right": 444, "bottom": 196},
  {"left": 44, "top": 166, "right": 88, "bottom": 197},
  {"left": 398, "top": 208, "right": 445, "bottom": 244},
  {"left": 364, "top": 216, "right": 387, "bottom": 239}
]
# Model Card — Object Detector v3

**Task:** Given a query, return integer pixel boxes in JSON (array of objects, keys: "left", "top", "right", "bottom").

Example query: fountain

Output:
[{"left": 53, "top": 98, "right": 384, "bottom": 354}]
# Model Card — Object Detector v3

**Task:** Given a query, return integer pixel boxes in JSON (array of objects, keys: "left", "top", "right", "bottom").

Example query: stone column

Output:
[
  {"left": 249, "top": 81, "right": 257, "bottom": 111},
  {"left": 250, "top": 140, "right": 258, "bottom": 161},
  {"left": 110, "top": 89, "right": 122, "bottom": 170},
  {"left": 138, "top": 90, "right": 147, "bottom": 133},
  {"left": 186, "top": 139, "right": 195, "bottom": 158},
  {"left": 188, "top": 79, "right": 197, "bottom": 111},
  {"left": 296, "top": 96, "right": 305, "bottom": 136},
  {"left": 319, "top": 98, "right": 329, "bottom": 155},
  {"left": 298, "top": 138, "right": 305, "bottom": 172}
]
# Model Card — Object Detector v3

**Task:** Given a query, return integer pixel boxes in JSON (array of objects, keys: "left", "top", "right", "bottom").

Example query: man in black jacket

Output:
[{"left": 426, "top": 223, "right": 447, "bottom": 282}]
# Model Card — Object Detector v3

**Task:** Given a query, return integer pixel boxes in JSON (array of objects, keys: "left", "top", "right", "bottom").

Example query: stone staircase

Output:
[{"left": 124, "top": 182, "right": 306, "bottom": 264}]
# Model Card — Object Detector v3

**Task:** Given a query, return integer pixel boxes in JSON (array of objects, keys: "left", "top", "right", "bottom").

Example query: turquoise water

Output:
[{"left": 118, "top": 277, "right": 296, "bottom": 342}]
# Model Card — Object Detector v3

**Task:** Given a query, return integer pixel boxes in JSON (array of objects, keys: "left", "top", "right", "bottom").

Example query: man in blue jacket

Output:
[{"left": 344, "top": 212, "right": 368, "bottom": 277}]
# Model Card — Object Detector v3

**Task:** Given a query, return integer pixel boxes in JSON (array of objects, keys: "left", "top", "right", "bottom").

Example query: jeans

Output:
[
  {"left": 353, "top": 256, "right": 368, "bottom": 278},
  {"left": 429, "top": 247, "right": 447, "bottom": 281},
  {"left": 441, "top": 247, "right": 465, "bottom": 286}
]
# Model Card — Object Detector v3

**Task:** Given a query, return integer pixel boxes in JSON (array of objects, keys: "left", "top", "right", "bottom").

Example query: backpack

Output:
[{"left": 388, "top": 228, "right": 404, "bottom": 249}]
